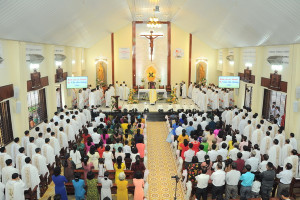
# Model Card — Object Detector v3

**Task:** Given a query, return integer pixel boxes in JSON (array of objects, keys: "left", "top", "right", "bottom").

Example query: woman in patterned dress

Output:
[
  {"left": 187, "top": 156, "right": 202, "bottom": 182},
  {"left": 86, "top": 171, "right": 99, "bottom": 200}
]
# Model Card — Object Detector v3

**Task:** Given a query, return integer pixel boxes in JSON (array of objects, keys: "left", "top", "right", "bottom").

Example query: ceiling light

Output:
[
  {"left": 147, "top": 17, "right": 161, "bottom": 28},
  {"left": 72, "top": 60, "right": 76, "bottom": 64},
  {"left": 245, "top": 63, "right": 253, "bottom": 67},
  {"left": 271, "top": 65, "right": 283, "bottom": 72},
  {"left": 219, "top": 60, "right": 223, "bottom": 64}
]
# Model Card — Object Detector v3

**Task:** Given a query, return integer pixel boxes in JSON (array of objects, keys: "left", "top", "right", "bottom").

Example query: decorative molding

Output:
[{"left": 0, "top": 84, "right": 14, "bottom": 102}]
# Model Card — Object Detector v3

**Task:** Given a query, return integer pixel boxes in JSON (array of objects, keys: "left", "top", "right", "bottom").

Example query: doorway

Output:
[{"left": 244, "top": 85, "right": 253, "bottom": 108}]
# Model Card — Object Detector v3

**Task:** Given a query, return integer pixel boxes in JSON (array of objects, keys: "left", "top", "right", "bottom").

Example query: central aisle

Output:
[{"left": 147, "top": 122, "right": 184, "bottom": 200}]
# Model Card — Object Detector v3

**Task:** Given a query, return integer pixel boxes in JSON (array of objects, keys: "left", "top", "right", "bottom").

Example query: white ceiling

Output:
[{"left": 1, "top": 0, "right": 300, "bottom": 49}]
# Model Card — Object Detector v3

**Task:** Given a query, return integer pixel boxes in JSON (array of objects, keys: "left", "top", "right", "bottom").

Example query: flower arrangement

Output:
[
  {"left": 167, "top": 88, "right": 178, "bottom": 104},
  {"left": 96, "top": 79, "right": 106, "bottom": 87},
  {"left": 128, "top": 89, "right": 139, "bottom": 104},
  {"left": 28, "top": 106, "right": 38, "bottom": 113},
  {"left": 200, "top": 78, "right": 207, "bottom": 85}
]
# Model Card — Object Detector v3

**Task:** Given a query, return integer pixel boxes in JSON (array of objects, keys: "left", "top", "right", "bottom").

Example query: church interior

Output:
[{"left": 0, "top": 0, "right": 300, "bottom": 199}]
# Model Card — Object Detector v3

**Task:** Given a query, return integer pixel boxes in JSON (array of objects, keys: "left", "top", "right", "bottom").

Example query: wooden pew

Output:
[
  {"left": 65, "top": 182, "right": 135, "bottom": 195},
  {"left": 73, "top": 169, "right": 136, "bottom": 180}
]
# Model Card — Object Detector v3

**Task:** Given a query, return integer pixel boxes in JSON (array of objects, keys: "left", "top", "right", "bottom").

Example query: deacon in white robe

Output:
[
  {"left": 182, "top": 82, "right": 187, "bottom": 99},
  {"left": 57, "top": 128, "right": 69, "bottom": 149},
  {"left": 281, "top": 140, "right": 293, "bottom": 167},
  {"left": 2, "top": 159, "right": 19, "bottom": 184},
  {"left": 188, "top": 82, "right": 193, "bottom": 99},
  {"left": 41, "top": 139, "right": 55, "bottom": 165},
  {"left": 251, "top": 125, "right": 263, "bottom": 146},
  {"left": 268, "top": 140, "right": 282, "bottom": 168},
  {"left": 260, "top": 131, "right": 272, "bottom": 155},
  {"left": 21, "top": 157, "right": 40, "bottom": 198},
  {"left": 32, "top": 149, "right": 49, "bottom": 176},
  {"left": 5, "top": 175, "right": 26, "bottom": 200},
  {"left": 50, "top": 132, "right": 61, "bottom": 157},
  {"left": 123, "top": 85, "right": 130, "bottom": 101},
  {"left": 10, "top": 138, "right": 20, "bottom": 165},
  {"left": 284, "top": 150, "right": 299, "bottom": 178},
  {"left": 16, "top": 147, "right": 26, "bottom": 173}
]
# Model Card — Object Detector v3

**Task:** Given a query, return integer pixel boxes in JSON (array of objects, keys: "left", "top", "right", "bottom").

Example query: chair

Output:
[
  {"left": 24, "top": 185, "right": 38, "bottom": 200},
  {"left": 159, "top": 85, "right": 164, "bottom": 89},
  {"left": 139, "top": 85, "right": 144, "bottom": 89}
]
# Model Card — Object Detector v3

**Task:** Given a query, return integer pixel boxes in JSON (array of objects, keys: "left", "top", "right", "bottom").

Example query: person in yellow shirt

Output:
[
  {"left": 177, "top": 129, "right": 189, "bottom": 150},
  {"left": 121, "top": 120, "right": 129, "bottom": 134}
]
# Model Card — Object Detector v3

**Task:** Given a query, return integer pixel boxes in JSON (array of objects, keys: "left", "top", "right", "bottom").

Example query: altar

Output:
[{"left": 138, "top": 89, "right": 167, "bottom": 104}]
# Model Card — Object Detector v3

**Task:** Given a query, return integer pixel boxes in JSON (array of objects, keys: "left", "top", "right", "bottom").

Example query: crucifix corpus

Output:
[{"left": 140, "top": 31, "right": 163, "bottom": 62}]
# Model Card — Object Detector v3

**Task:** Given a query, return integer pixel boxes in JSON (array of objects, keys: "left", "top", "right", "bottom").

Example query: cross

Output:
[{"left": 140, "top": 31, "right": 163, "bottom": 62}]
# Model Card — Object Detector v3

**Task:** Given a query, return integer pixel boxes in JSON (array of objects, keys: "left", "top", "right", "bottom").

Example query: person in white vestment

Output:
[
  {"left": 212, "top": 91, "right": 219, "bottom": 110},
  {"left": 2, "top": 159, "right": 19, "bottom": 185},
  {"left": 260, "top": 131, "right": 272, "bottom": 155},
  {"left": 243, "top": 120, "right": 253, "bottom": 139},
  {"left": 41, "top": 138, "right": 55, "bottom": 165},
  {"left": 16, "top": 147, "right": 26, "bottom": 173},
  {"left": 71, "top": 88, "right": 77, "bottom": 108},
  {"left": 21, "top": 131, "right": 30, "bottom": 153},
  {"left": 245, "top": 88, "right": 251, "bottom": 108},
  {"left": 5, "top": 173, "right": 26, "bottom": 200},
  {"left": 57, "top": 127, "right": 69, "bottom": 149},
  {"left": 274, "top": 129, "right": 285, "bottom": 148},
  {"left": 10, "top": 137, "right": 20, "bottom": 165},
  {"left": 35, "top": 133, "right": 45, "bottom": 149},
  {"left": 65, "top": 119, "right": 76, "bottom": 142},
  {"left": 268, "top": 139, "right": 282, "bottom": 168},
  {"left": 284, "top": 150, "right": 299, "bottom": 178},
  {"left": 175, "top": 83, "right": 180, "bottom": 98},
  {"left": 251, "top": 124, "right": 263, "bottom": 146},
  {"left": 281, "top": 139, "right": 293, "bottom": 167},
  {"left": 27, "top": 137, "right": 37, "bottom": 159},
  {"left": 82, "top": 88, "right": 89, "bottom": 107},
  {"left": 89, "top": 89, "right": 96, "bottom": 108},
  {"left": 70, "top": 145, "right": 82, "bottom": 169},
  {"left": 115, "top": 81, "right": 120, "bottom": 97},
  {"left": 238, "top": 116, "right": 247, "bottom": 135},
  {"left": 188, "top": 82, "right": 193, "bottom": 99},
  {"left": 290, "top": 133, "right": 298, "bottom": 150},
  {"left": 50, "top": 132, "right": 61, "bottom": 157},
  {"left": 231, "top": 112, "right": 239, "bottom": 131},
  {"left": 105, "top": 86, "right": 113, "bottom": 107},
  {"left": 223, "top": 90, "right": 229, "bottom": 108},
  {"left": 0, "top": 181, "right": 4, "bottom": 200},
  {"left": 225, "top": 108, "right": 233, "bottom": 126},
  {"left": 78, "top": 89, "right": 84, "bottom": 109},
  {"left": 32, "top": 148, "right": 49, "bottom": 176},
  {"left": 123, "top": 84, "right": 130, "bottom": 101},
  {"left": 29, "top": 126, "right": 39, "bottom": 140},
  {"left": 78, "top": 110, "right": 87, "bottom": 127},
  {"left": 119, "top": 83, "right": 123, "bottom": 100},
  {"left": 21, "top": 157, "right": 40, "bottom": 198},
  {"left": 182, "top": 82, "right": 187, "bottom": 99},
  {"left": 83, "top": 106, "right": 91, "bottom": 123}
]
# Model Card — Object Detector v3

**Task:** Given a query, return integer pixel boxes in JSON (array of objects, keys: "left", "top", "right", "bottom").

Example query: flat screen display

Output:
[
  {"left": 218, "top": 76, "right": 240, "bottom": 88},
  {"left": 67, "top": 76, "right": 88, "bottom": 89}
]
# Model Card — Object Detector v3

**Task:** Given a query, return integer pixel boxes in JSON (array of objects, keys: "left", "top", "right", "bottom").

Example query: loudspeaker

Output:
[
  {"left": 16, "top": 101, "right": 21, "bottom": 113},
  {"left": 293, "top": 101, "right": 299, "bottom": 112},
  {"left": 296, "top": 87, "right": 300, "bottom": 99},
  {"left": 14, "top": 86, "right": 19, "bottom": 99}
]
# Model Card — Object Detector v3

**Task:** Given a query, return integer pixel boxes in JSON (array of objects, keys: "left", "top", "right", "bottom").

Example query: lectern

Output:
[{"left": 112, "top": 96, "right": 120, "bottom": 111}]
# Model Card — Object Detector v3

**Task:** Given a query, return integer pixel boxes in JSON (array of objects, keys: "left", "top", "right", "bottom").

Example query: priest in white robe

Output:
[
  {"left": 175, "top": 83, "right": 180, "bottom": 98},
  {"left": 290, "top": 133, "right": 298, "bottom": 150},
  {"left": 78, "top": 90, "right": 84, "bottom": 109},
  {"left": 212, "top": 91, "right": 219, "bottom": 110},
  {"left": 284, "top": 150, "right": 299, "bottom": 178},
  {"left": 243, "top": 120, "right": 253, "bottom": 140},
  {"left": 238, "top": 116, "right": 248, "bottom": 135},
  {"left": 119, "top": 84, "right": 123, "bottom": 100},
  {"left": 274, "top": 130, "right": 285, "bottom": 148},
  {"left": 0, "top": 182, "right": 4, "bottom": 200},
  {"left": 16, "top": 147, "right": 26, "bottom": 173},
  {"left": 260, "top": 131, "right": 272, "bottom": 155},
  {"left": 225, "top": 108, "right": 233, "bottom": 126},
  {"left": 251, "top": 124, "right": 263, "bottom": 146},
  {"left": 223, "top": 91, "right": 229, "bottom": 108},
  {"left": 203, "top": 91, "right": 208, "bottom": 112},
  {"left": 188, "top": 82, "right": 193, "bottom": 99},
  {"left": 65, "top": 119, "right": 76, "bottom": 142},
  {"left": 281, "top": 139, "right": 293, "bottom": 167},
  {"left": 35, "top": 133, "right": 45, "bottom": 149},
  {"left": 115, "top": 81, "right": 120, "bottom": 96},
  {"left": 105, "top": 86, "right": 113, "bottom": 107},
  {"left": 50, "top": 132, "right": 61, "bottom": 157},
  {"left": 78, "top": 110, "right": 87, "bottom": 127},
  {"left": 83, "top": 106, "right": 91, "bottom": 123},
  {"left": 21, "top": 131, "right": 30, "bottom": 153},
  {"left": 2, "top": 159, "right": 19, "bottom": 184},
  {"left": 41, "top": 138, "right": 55, "bottom": 165},
  {"left": 123, "top": 84, "right": 130, "bottom": 101},
  {"left": 182, "top": 82, "right": 187, "bottom": 99},
  {"left": 57, "top": 127, "right": 69, "bottom": 149},
  {"left": 89, "top": 89, "right": 96, "bottom": 108},
  {"left": 32, "top": 148, "right": 49, "bottom": 176},
  {"left": 231, "top": 112, "right": 239, "bottom": 131},
  {"left": 21, "top": 157, "right": 40, "bottom": 198},
  {"left": 82, "top": 88, "right": 89, "bottom": 107},
  {"left": 10, "top": 137, "right": 20, "bottom": 165},
  {"left": 27, "top": 137, "right": 37, "bottom": 159},
  {"left": 5, "top": 173, "right": 26, "bottom": 200},
  {"left": 71, "top": 89, "right": 77, "bottom": 108},
  {"left": 268, "top": 139, "right": 282, "bottom": 168}
]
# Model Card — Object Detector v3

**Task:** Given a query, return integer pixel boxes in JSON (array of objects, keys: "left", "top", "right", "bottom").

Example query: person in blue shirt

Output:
[
  {"left": 240, "top": 164, "right": 255, "bottom": 200},
  {"left": 166, "top": 120, "right": 179, "bottom": 143},
  {"left": 185, "top": 121, "right": 195, "bottom": 136},
  {"left": 72, "top": 173, "right": 85, "bottom": 200}
]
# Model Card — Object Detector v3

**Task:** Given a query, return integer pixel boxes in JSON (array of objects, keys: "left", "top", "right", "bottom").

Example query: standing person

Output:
[
  {"left": 72, "top": 173, "right": 85, "bottom": 200},
  {"left": 251, "top": 174, "right": 261, "bottom": 198},
  {"left": 260, "top": 162, "right": 276, "bottom": 200},
  {"left": 5, "top": 173, "right": 26, "bottom": 200},
  {"left": 210, "top": 163, "right": 226, "bottom": 200},
  {"left": 87, "top": 146, "right": 100, "bottom": 170},
  {"left": 188, "top": 82, "right": 193, "bottom": 99},
  {"left": 225, "top": 162, "right": 241, "bottom": 200},
  {"left": 184, "top": 143, "right": 195, "bottom": 169},
  {"left": 63, "top": 153, "right": 75, "bottom": 182},
  {"left": 240, "top": 164, "right": 255, "bottom": 200},
  {"left": 21, "top": 157, "right": 40, "bottom": 198},
  {"left": 99, "top": 171, "right": 113, "bottom": 200},
  {"left": 276, "top": 163, "right": 293, "bottom": 198},
  {"left": 116, "top": 172, "right": 128, "bottom": 200},
  {"left": 70, "top": 145, "right": 82, "bottom": 169},
  {"left": 182, "top": 82, "right": 187, "bottom": 99},
  {"left": 52, "top": 167, "right": 68, "bottom": 200},
  {"left": 82, "top": 156, "right": 93, "bottom": 180},
  {"left": 195, "top": 167, "right": 210, "bottom": 200},
  {"left": 103, "top": 146, "right": 114, "bottom": 170},
  {"left": 86, "top": 171, "right": 99, "bottom": 200},
  {"left": 114, "top": 156, "right": 126, "bottom": 183},
  {"left": 133, "top": 171, "right": 145, "bottom": 200}
]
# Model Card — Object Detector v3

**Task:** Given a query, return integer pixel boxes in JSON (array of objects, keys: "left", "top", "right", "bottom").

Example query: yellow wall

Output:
[
  {"left": 218, "top": 44, "right": 300, "bottom": 150},
  {"left": 0, "top": 39, "right": 83, "bottom": 149}
]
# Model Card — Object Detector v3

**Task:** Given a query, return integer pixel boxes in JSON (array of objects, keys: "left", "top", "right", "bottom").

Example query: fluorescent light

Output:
[
  {"left": 271, "top": 65, "right": 283, "bottom": 71},
  {"left": 30, "top": 63, "right": 39, "bottom": 70},
  {"left": 72, "top": 60, "right": 75, "bottom": 64},
  {"left": 81, "top": 59, "right": 84, "bottom": 63},
  {"left": 229, "top": 61, "right": 234, "bottom": 65},
  {"left": 55, "top": 61, "right": 62, "bottom": 66},
  {"left": 219, "top": 60, "right": 223, "bottom": 64},
  {"left": 245, "top": 63, "right": 253, "bottom": 67}
]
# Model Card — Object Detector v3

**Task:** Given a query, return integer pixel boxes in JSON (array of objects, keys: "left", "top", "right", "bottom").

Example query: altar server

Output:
[{"left": 21, "top": 157, "right": 40, "bottom": 198}]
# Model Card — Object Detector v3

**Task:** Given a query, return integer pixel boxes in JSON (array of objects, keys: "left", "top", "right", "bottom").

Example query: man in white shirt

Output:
[
  {"left": 195, "top": 168, "right": 210, "bottom": 200},
  {"left": 259, "top": 154, "right": 269, "bottom": 172},
  {"left": 184, "top": 143, "right": 195, "bottom": 168},
  {"left": 196, "top": 145, "right": 206, "bottom": 162},
  {"left": 208, "top": 144, "right": 218, "bottom": 162},
  {"left": 245, "top": 151, "right": 259, "bottom": 172},
  {"left": 290, "top": 133, "right": 298, "bottom": 150},
  {"left": 225, "top": 162, "right": 241, "bottom": 200},
  {"left": 217, "top": 143, "right": 228, "bottom": 161},
  {"left": 175, "top": 124, "right": 184, "bottom": 136},
  {"left": 228, "top": 143, "right": 240, "bottom": 161},
  {"left": 91, "top": 128, "right": 101, "bottom": 146},
  {"left": 276, "top": 163, "right": 293, "bottom": 198},
  {"left": 211, "top": 163, "right": 226, "bottom": 200}
]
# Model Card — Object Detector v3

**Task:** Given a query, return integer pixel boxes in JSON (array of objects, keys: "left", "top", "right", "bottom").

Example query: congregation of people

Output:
[
  {"left": 166, "top": 103, "right": 297, "bottom": 200},
  {"left": 0, "top": 102, "right": 148, "bottom": 200}
]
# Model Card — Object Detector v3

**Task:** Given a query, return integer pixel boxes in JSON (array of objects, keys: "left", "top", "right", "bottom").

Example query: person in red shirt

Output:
[
  {"left": 97, "top": 141, "right": 105, "bottom": 158},
  {"left": 234, "top": 152, "right": 245, "bottom": 172},
  {"left": 191, "top": 135, "right": 200, "bottom": 154},
  {"left": 179, "top": 139, "right": 190, "bottom": 160},
  {"left": 82, "top": 128, "right": 91, "bottom": 144}
]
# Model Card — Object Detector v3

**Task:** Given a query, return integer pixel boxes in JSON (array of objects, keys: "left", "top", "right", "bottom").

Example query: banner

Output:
[{"left": 119, "top": 48, "right": 130, "bottom": 59}]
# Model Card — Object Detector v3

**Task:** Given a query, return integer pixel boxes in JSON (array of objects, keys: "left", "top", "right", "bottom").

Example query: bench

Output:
[{"left": 73, "top": 169, "right": 136, "bottom": 180}]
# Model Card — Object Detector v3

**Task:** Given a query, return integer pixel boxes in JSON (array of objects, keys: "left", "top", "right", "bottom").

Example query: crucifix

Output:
[{"left": 140, "top": 31, "right": 163, "bottom": 62}]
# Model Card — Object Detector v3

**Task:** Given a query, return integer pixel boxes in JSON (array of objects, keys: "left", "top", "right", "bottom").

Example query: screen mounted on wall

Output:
[
  {"left": 67, "top": 77, "right": 88, "bottom": 89},
  {"left": 218, "top": 76, "right": 240, "bottom": 89}
]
